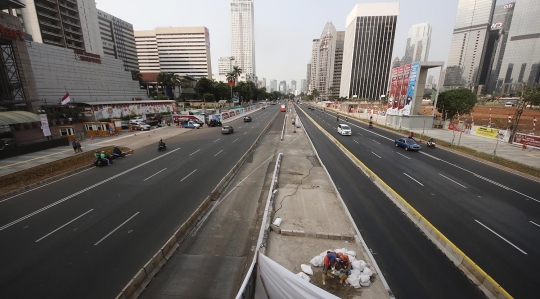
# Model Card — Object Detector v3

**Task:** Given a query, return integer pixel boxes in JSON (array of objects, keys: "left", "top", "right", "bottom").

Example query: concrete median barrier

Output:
[
  {"left": 300, "top": 107, "right": 512, "bottom": 299},
  {"left": 143, "top": 251, "right": 165, "bottom": 280},
  {"left": 161, "top": 235, "right": 178, "bottom": 260}
]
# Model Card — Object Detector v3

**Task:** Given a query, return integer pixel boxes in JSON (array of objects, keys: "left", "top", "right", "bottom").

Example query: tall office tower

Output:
[
  {"left": 496, "top": 0, "right": 540, "bottom": 94},
  {"left": 402, "top": 22, "right": 432, "bottom": 65},
  {"left": 135, "top": 27, "right": 212, "bottom": 79},
  {"left": 261, "top": 78, "right": 266, "bottom": 89},
  {"left": 309, "top": 39, "right": 319, "bottom": 93},
  {"left": 279, "top": 80, "right": 287, "bottom": 93},
  {"left": 230, "top": 0, "right": 255, "bottom": 77},
  {"left": 306, "top": 62, "right": 311, "bottom": 91},
  {"left": 270, "top": 79, "right": 277, "bottom": 92},
  {"left": 483, "top": 2, "right": 514, "bottom": 94},
  {"left": 97, "top": 9, "right": 138, "bottom": 70},
  {"left": 443, "top": 0, "right": 496, "bottom": 90},
  {"left": 392, "top": 56, "right": 402, "bottom": 68},
  {"left": 340, "top": 3, "right": 399, "bottom": 100},
  {"left": 331, "top": 31, "right": 345, "bottom": 99},
  {"left": 18, "top": 0, "right": 103, "bottom": 55},
  {"left": 218, "top": 56, "right": 233, "bottom": 75},
  {"left": 300, "top": 79, "right": 307, "bottom": 93},
  {"left": 315, "top": 22, "right": 344, "bottom": 100},
  {"left": 291, "top": 80, "right": 297, "bottom": 93}
]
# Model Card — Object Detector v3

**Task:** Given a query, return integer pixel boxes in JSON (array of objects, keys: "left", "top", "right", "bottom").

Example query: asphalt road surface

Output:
[
  {"left": 0, "top": 105, "right": 280, "bottom": 298},
  {"left": 298, "top": 104, "right": 539, "bottom": 299}
]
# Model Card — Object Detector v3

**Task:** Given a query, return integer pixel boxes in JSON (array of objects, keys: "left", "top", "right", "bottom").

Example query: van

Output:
[
  {"left": 504, "top": 102, "right": 515, "bottom": 107},
  {"left": 280, "top": 105, "right": 286, "bottom": 112}
]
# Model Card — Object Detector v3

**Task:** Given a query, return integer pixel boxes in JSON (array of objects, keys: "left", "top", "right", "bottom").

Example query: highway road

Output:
[
  {"left": 0, "top": 105, "right": 280, "bottom": 298},
  {"left": 297, "top": 104, "right": 539, "bottom": 299}
]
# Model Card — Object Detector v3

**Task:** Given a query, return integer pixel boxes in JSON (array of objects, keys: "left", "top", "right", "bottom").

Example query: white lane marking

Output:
[
  {"left": 239, "top": 126, "right": 242, "bottom": 129},
  {"left": 143, "top": 168, "right": 167, "bottom": 182},
  {"left": 0, "top": 149, "right": 179, "bottom": 231},
  {"left": 371, "top": 151, "right": 381, "bottom": 158},
  {"left": 189, "top": 149, "right": 200, "bottom": 156},
  {"left": 214, "top": 150, "right": 223, "bottom": 157},
  {"left": 372, "top": 140, "right": 381, "bottom": 144},
  {"left": 353, "top": 139, "right": 359, "bottom": 144},
  {"left": 94, "top": 212, "right": 139, "bottom": 246},
  {"left": 473, "top": 174, "right": 509, "bottom": 190},
  {"left": 35, "top": 209, "right": 93, "bottom": 242},
  {"left": 404, "top": 173, "right": 424, "bottom": 186},
  {"left": 0, "top": 168, "right": 93, "bottom": 203},
  {"left": 213, "top": 138, "right": 220, "bottom": 143},
  {"left": 232, "top": 138, "right": 238, "bottom": 143},
  {"left": 475, "top": 220, "right": 527, "bottom": 255},
  {"left": 439, "top": 173, "right": 467, "bottom": 188},
  {"left": 530, "top": 221, "right": 540, "bottom": 228},
  {"left": 396, "top": 152, "right": 411, "bottom": 159},
  {"left": 244, "top": 132, "right": 247, "bottom": 134},
  {"left": 180, "top": 169, "right": 197, "bottom": 182},
  {"left": 420, "top": 151, "right": 441, "bottom": 161}
]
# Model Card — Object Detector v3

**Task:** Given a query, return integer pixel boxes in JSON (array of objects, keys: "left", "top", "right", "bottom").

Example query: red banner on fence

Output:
[{"left": 513, "top": 133, "right": 540, "bottom": 149}]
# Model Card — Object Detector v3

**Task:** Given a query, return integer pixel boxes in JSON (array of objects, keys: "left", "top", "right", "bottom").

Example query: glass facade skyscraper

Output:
[
  {"left": 444, "top": 0, "right": 496, "bottom": 90},
  {"left": 340, "top": 2, "right": 399, "bottom": 100},
  {"left": 496, "top": 0, "right": 540, "bottom": 95},
  {"left": 402, "top": 23, "right": 432, "bottom": 65},
  {"left": 230, "top": 0, "right": 255, "bottom": 77}
]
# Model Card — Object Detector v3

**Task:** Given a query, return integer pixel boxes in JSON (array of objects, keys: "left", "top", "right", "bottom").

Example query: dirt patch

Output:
[
  {"left": 0, "top": 146, "right": 130, "bottom": 195},
  {"left": 309, "top": 268, "right": 364, "bottom": 298}
]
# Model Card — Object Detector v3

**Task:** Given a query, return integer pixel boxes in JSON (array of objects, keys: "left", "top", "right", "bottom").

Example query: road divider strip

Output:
[
  {"left": 299, "top": 106, "right": 512, "bottom": 299},
  {"left": 116, "top": 110, "right": 281, "bottom": 299}
]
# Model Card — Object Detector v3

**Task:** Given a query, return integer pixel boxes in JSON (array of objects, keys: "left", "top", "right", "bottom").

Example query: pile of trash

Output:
[{"left": 296, "top": 248, "right": 373, "bottom": 289}]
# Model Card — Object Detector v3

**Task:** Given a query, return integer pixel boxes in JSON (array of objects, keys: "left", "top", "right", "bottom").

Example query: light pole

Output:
[{"left": 378, "top": 94, "right": 385, "bottom": 124}]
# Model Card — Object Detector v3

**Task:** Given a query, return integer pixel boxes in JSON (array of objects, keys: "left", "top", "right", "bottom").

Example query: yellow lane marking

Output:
[
  {"left": 299, "top": 106, "right": 514, "bottom": 299},
  {"left": 526, "top": 154, "right": 540, "bottom": 158},
  {"left": 0, "top": 149, "right": 73, "bottom": 169}
]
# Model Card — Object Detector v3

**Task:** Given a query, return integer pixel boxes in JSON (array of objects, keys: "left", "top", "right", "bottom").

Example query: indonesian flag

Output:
[
  {"left": 61, "top": 93, "right": 71, "bottom": 105},
  {"left": 228, "top": 80, "right": 235, "bottom": 87}
]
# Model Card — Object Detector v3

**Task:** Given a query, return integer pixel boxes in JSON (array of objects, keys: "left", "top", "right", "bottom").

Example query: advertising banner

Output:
[
  {"left": 39, "top": 114, "right": 51, "bottom": 137},
  {"left": 448, "top": 121, "right": 465, "bottom": 132},
  {"left": 398, "top": 64, "right": 411, "bottom": 111},
  {"left": 475, "top": 126, "right": 499, "bottom": 138},
  {"left": 513, "top": 133, "right": 540, "bottom": 149},
  {"left": 387, "top": 67, "right": 400, "bottom": 114},
  {"left": 402, "top": 62, "right": 419, "bottom": 116}
]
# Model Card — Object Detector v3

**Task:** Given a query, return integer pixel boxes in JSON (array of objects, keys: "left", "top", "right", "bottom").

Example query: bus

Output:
[{"left": 280, "top": 104, "right": 286, "bottom": 112}]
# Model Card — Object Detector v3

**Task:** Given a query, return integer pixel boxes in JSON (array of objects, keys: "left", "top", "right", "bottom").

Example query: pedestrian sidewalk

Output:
[{"left": 316, "top": 105, "right": 540, "bottom": 170}]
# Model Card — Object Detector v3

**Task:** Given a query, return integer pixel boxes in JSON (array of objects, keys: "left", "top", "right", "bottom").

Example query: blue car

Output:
[{"left": 395, "top": 137, "right": 421, "bottom": 151}]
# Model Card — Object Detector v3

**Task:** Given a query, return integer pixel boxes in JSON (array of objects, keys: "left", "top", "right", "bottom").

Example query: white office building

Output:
[
  {"left": 340, "top": 2, "right": 399, "bottom": 100},
  {"left": 135, "top": 27, "right": 212, "bottom": 79},
  {"left": 218, "top": 56, "right": 233, "bottom": 75},
  {"left": 402, "top": 22, "right": 432, "bottom": 65},
  {"left": 309, "top": 39, "right": 319, "bottom": 93},
  {"left": 97, "top": 9, "right": 138, "bottom": 70},
  {"left": 230, "top": 0, "right": 255, "bottom": 77}
]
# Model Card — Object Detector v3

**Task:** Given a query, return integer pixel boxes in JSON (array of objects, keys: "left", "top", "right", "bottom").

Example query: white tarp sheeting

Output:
[{"left": 255, "top": 253, "right": 340, "bottom": 299}]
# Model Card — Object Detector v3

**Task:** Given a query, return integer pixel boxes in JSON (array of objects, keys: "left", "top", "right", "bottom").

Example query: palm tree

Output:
[
  {"left": 131, "top": 70, "right": 142, "bottom": 82},
  {"left": 156, "top": 72, "right": 169, "bottom": 95},
  {"left": 231, "top": 66, "right": 242, "bottom": 83},
  {"left": 226, "top": 71, "right": 235, "bottom": 100}
]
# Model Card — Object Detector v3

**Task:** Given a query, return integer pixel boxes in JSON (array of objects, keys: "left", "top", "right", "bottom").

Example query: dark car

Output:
[
  {"left": 221, "top": 126, "right": 234, "bottom": 134},
  {"left": 0, "top": 138, "right": 15, "bottom": 150},
  {"left": 131, "top": 123, "right": 151, "bottom": 131},
  {"left": 243, "top": 116, "right": 252, "bottom": 122},
  {"left": 209, "top": 119, "right": 222, "bottom": 127},
  {"left": 395, "top": 138, "right": 421, "bottom": 151}
]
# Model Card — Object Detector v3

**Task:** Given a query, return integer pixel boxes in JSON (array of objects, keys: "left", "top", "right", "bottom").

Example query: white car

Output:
[{"left": 338, "top": 124, "right": 352, "bottom": 136}]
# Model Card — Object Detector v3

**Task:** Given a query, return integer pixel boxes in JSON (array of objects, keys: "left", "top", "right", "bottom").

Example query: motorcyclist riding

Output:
[
  {"left": 158, "top": 139, "right": 166, "bottom": 149},
  {"left": 113, "top": 146, "right": 123, "bottom": 157},
  {"left": 427, "top": 138, "right": 436, "bottom": 147},
  {"left": 100, "top": 151, "right": 111, "bottom": 165},
  {"left": 369, "top": 120, "right": 373, "bottom": 128}
]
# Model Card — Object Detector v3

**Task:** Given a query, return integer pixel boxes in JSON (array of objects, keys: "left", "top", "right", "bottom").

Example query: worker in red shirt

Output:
[{"left": 322, "top": 251, "right": 338, "bottom": 285}]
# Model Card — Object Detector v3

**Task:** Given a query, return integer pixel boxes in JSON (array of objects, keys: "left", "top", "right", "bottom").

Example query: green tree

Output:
[
  {"left": 312, "top": 89, "right": 320, "bottom": 101},
  {"left": 203, "top": 93, "right": 215, "bottom": 102},
  {"left": 436, "top": 88, "right": 477, "bottom": 120},
  {"left": 231, "top": 66, "right": 243, "bottom": 83},
  {"left": 156, "top": 72, "right": 170, "bottom": 95},
  {"left": 131, "top": 70, "right": 142, "bottom": 82},
  {"left": 195, "top": 77, "right": 214, "bottom": 97},
  {"left": 517, "top": 84, "right": 540, "bottom": 109}
]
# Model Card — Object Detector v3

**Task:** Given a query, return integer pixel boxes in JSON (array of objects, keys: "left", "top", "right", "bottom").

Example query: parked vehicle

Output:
[
  {"left": 337, "top": 124, "right": 352, "bottom": 136},
  {"left": 0, "top": 138, "right": 15, "bottom": 151},
  {"left": 182, "top": 121, "right": 201, "bottom": 129},
  {"left": 221, "top": 126, "right": 234, "bottom": 134},
  {"left": 120, "top": 121, "right": 129, "bottom": 130},
  {"left": 131, "top": 123, "right": 151, "bottom": 131},
  {"left": 395, "top": 138, "right": 421, "bottom": 151},
  {"left": 173, "top": 115, "right": 204, "bottom": 125},
  {"left": 111, "top": 146, "right": 126, "bottom": 159},
  {"left": 209, "top": 119, "right": 222, "bottom": 127},
  {"left": 244, "top": 116, "right": 252, "bottom": 122}
]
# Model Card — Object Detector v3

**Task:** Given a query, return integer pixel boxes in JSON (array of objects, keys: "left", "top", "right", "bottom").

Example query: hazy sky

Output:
[{"left": 96, "top": 0, "right": 514, "bottom": 87}]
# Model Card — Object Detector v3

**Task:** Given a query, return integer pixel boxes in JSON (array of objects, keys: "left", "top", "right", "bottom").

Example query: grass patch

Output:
[{"left": 0, "top": 146, "right": 130, "bottom": 195}]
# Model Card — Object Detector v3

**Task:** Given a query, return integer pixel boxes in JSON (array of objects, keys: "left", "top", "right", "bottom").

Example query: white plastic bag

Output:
[
  {"left": 301, "top": 264, "right": 313, "bottom": 275},
  {"left": 310, "top": 255, "right": 324, "bottom": 267},
  {"left": 334, "top": 248, "right": 347, "bottom": 254},
  {"left": 296, "top": 272, "right": 311, "bottom": 282},
  {"left": 359, "top": 274, "right": 371, "bottom": 287},
  {"left": 352, "top": 260, "right": 366, "bottom": 271},
  {"left": 362, "top": 267, "right": 373, "bottom": 277},
  {"left": 273, "top": 217, "right": 283, "bottom": 227},
  {"left": 320, "top": 250, "right": 332, "bottom": 256},
  {"left": 347, "top": 275, "right": 361, "bottom": 288},
  {"left": 349, "top": 256, "right": 357, "bottom": 262},
  {"left": 346, "top": 250, "right": 357, "bottom": 258},
  {"left": 351, "top": 268, "right": 361, "bottom": 277}
]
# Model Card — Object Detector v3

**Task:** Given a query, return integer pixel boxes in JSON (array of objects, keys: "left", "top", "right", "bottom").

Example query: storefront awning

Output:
[{"left": 0, "top": 111, "right": 40, "bottom": 125}]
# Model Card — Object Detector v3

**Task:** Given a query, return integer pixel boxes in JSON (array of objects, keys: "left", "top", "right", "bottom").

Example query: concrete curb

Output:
[
  {"left": 116, "top": 109, "right": 280, "bottom": 299},
  {"left": 301, "top": 106, "right": 511, "bottom": 299},
  {"left": 279, "top": 229, "right": 354, "bottom": 241}
]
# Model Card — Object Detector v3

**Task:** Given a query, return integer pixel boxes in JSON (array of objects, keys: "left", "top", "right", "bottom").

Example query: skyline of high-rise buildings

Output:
[
  {"left": 97, "top": 9, "right": 139, "bottom": 71},
  {"left": 230, "top": 0, "right": 256, "bottom": 78},
  {"left": 443, "top": 0, "right": 496, "bottom": 90},
  {"left": 402, "top": 22, "right": 432, "bottom": 65}
]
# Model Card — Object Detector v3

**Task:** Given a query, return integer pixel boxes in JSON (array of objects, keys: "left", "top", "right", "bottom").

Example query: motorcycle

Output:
[
  {"left": 158, "top": 144, "right": 167, "bottom": 151},
  {"left": 427, "top": 139, "right": 436, "bottom": 148},
  {"left": 94, "top": 157, "right": 112, "bottom": 167},
  {"left": 111, "top": 147, "right": 126, "bottom": 160},
  {"left": 368, "top": 122, "right": 373, "bottom": 129}
]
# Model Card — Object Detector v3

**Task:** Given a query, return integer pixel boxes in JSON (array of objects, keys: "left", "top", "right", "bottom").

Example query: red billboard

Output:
[
  {"left": 399, "top": 64, "right": 411, "bottom": 110},
  {"left": 387, "top": 67, "right": 399, "bottom": 109}
]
